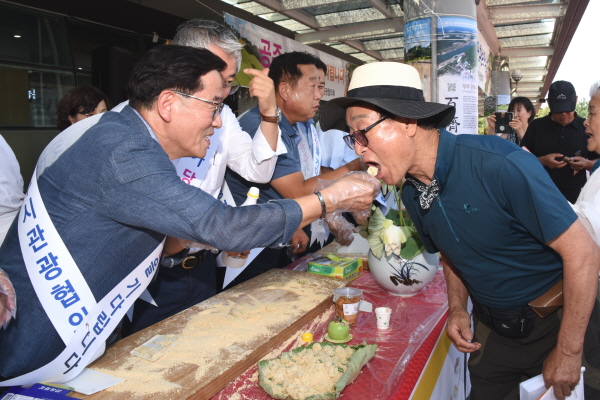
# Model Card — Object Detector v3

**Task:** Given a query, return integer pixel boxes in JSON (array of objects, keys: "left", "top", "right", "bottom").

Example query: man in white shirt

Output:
[{"left": 0, "top": 135, "right": 24, "bottom": 245}]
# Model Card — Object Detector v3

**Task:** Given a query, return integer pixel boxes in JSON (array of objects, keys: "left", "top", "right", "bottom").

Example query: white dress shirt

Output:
[
  {"left": 197, "top": 104, "right": 286, "bottom": 198},
  {"left": 0, "top": 135, "right": 24, "bottom": 244}
]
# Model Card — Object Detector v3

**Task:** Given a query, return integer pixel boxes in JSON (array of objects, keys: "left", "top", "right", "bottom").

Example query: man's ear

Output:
[
  {"left": 396, "top": 116, "right": 418, "bottom": 137},
  {"left": 156, "top": 90, "right": 176, "bottom": 122},
  {"left": 278, "top": 81, "right": 290, "bottom": 102}
]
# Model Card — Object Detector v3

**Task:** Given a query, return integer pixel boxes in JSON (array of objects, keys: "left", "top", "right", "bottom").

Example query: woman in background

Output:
[
  {"left": 56, "top": 86, "right": 111, "bottom": 131},
  {"left": 486, "top": 96, "right": 535, "bottom": 145}
]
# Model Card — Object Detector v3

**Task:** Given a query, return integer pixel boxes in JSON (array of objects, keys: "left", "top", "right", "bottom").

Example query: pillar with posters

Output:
[{"left": 403, "top": 1, "right": 478, "bottom": 135}]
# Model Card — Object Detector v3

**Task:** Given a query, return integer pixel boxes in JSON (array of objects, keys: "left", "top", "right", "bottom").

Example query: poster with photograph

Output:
[
  {"left": 404, "top": 17, "right": 432, "bottom": 62},
  {"left": 437, "top": 16, "right": 478, "bottom": 135},
  {"left": 224, "top": 13, "right": 348, "bottom": 101}
]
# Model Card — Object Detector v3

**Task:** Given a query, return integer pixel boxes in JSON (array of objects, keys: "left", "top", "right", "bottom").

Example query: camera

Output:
[{"left": 495, "top": 112, "right": 514, "bottom": 134}]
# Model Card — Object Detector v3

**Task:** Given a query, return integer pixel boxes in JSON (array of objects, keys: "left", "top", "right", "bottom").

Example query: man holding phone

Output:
[{"left": 521, "top": 81, "right": 599, "bottom": 203}]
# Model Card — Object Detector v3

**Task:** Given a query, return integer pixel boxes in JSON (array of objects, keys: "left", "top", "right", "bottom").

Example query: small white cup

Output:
[
  {"left": 221, "top": 253, "right": 248, "bottom": 269},
  {"left": 375, "top": 307, "right": 392, "bottom": 330}
]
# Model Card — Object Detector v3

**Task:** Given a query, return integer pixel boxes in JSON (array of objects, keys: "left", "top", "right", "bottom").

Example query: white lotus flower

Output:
[{"left": 379, "top": 220, "right": 407, "bottom": 257}]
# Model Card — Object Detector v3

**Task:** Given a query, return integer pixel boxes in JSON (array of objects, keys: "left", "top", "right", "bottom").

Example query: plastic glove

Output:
[
  {"left": 178, "top": 238, "right": 220, "bottom": 254},
  {"left": 0, "top": 268, "right": 16, "bottom": 330},
  {"left": 315, "top": 171, "right": 381, "bottom": 246}
]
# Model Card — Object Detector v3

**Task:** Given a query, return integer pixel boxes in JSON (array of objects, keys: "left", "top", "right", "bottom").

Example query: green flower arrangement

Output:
[{"left": 359, "top": 183, "right": 424, "bottom": 260}]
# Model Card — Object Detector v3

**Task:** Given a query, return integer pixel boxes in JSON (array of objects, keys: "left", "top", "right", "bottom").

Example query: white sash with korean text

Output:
[
  {"left": 172, "top": 128, "right": 223, "bottom": 188},
  {"left": 18, "top": 172, "right": 99, "bottom": 344},
  {"left": 297, "top": 124, "right": 329, "bottom": 247},
  {"left": 1, "top": 169, "right": 164, "bottom": 386}
]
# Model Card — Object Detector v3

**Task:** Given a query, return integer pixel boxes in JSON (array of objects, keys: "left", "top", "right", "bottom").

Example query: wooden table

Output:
[
  {"left": 68, "top": 254, "right": 462, "bottom": 400},
  {"left": 72, "top": 269, "right": 347, "bottom": 400}
]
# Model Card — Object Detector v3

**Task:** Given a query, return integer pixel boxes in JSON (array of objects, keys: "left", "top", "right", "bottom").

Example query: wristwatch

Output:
[{"left": 260, "top": 107, "right": 281, "bottom": 123}]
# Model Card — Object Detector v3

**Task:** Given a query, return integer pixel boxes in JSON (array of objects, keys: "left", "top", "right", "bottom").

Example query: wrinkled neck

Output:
[{"left": 406, "top": 128, "right": 439, "bottom": 185}]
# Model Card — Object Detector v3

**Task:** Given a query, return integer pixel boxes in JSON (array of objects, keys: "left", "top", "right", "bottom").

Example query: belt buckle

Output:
[
  {"left": 182, "top": 256, "right": 197, "bottom": 269},
  {"left": 181, "top": 250, "right": 208, "bottom": 269}
]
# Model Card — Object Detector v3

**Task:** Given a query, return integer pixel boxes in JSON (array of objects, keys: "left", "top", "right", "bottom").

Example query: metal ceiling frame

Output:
[
  {"left": 77, "top": 0, "right": 583, "bottom": 111},
  {"left": 295, "top": 18, "right": 404, "bottom": 45}
]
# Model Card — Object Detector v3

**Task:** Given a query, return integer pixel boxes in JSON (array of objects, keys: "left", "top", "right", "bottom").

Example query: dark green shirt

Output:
[{"left": 403, "top": 130, "right": 575, "bottom": 309}]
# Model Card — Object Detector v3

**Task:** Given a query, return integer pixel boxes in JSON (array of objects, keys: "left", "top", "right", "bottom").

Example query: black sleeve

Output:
[{"left": 519, "top": 122, "right": 535, "bottom": 150}]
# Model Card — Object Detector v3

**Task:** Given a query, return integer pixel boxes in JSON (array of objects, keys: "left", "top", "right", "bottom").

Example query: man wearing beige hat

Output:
[{"left": 319, "top": 62, "right": 600, "bottom": 400}]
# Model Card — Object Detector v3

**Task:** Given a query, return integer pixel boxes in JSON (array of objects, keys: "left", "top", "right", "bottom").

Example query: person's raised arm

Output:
[
  {"left": 271, "top": 158, "right": 363, "bottom": 199},
  {"left": 294, "top": 170, "right": 379, "bottom": 227},
  {"left": 245, "top": 68, "right": 279, "bottom": 151},
  {"left": 543, "top": 220, "right": 600, "bottom": 400},
  {"left": 159, "top": 171, "right": 380, "bottom": 257},
  {"left": 508, "top": 118, "right": 527, "bottom": 140},
  {"left": 441, "top": 253, "right": 481, "bottom": 353}
]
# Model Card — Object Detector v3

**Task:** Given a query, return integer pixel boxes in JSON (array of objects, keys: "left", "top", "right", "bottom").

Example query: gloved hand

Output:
[
  {"left": 315, "top": 171, "right": 381, "bottom": 246},
  {"left": 0, "top": 268, "right": 16, "bottom": 330}
]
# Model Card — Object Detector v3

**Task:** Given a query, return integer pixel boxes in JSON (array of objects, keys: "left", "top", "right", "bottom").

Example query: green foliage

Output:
[
  {"left": 576, "top": 98, "right": 589, "bottom": 118},
  {"left": 478, "top": 117, "right": 486, "bottom": 135},
  {"left": 405, "top": 44, "right": 432, "bottom": 62},
  {"left": 536, "top": 106, "right": 551, "bottom": 119}
]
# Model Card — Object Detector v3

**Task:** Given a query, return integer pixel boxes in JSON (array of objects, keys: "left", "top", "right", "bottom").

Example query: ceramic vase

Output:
[{"left": 368, "top": 250, "right": 439, "bottom": 297}]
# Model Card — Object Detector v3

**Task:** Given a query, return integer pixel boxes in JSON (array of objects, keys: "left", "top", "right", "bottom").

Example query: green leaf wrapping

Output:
[{"left": 258, "top": 341, "right": 378, "bottom": 400}]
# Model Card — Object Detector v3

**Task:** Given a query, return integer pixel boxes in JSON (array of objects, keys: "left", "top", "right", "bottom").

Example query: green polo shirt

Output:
[{"left": 403, "top": 129, "right": 576, "bottom": 309}]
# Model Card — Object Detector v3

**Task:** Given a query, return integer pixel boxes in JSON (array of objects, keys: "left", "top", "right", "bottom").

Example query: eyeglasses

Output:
[
  {"left": 225, "top": 81, "right": 240, "bottom": 96},
  {"left": 172, "top": 90, "right": 223, "bottom": 120},
  {"left": 343, "top": 116, "right": 388, "bottom": 149}
]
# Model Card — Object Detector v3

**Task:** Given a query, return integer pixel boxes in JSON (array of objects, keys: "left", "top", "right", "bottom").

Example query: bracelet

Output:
[{"left": 314, "top": 191, "right": 327, "bottom": 219}]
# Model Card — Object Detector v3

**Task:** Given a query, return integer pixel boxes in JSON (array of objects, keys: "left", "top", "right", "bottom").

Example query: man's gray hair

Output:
[
  {"left": 172, "top": 19, "right": 243, "bottom": 72},
  {"left": 590, "top": 80, "right": 600, "bottom": 99}
]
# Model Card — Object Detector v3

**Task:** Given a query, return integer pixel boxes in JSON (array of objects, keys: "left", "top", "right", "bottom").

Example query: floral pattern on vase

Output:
[{"left": 368, "top": 249, "right": 439, "bottom": 297}]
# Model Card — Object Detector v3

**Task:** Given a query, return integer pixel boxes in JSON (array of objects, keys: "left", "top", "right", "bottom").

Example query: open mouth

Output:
[{"left": 364, "top": 161, "right": 382, "bottom": 177}]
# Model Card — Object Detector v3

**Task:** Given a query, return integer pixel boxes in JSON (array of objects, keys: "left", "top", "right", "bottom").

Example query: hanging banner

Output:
[
  {"left": 437, "top": 16, "right": 478, "bottom": 135},
  {"left": 224, "top": 13, "right": 348, "bottom": 101},
  {"left": 477, "top": 32, "right": 493, "bottom": 95},
  {"left": 404, "top": 16, "right": 433, "bottom": 101}
]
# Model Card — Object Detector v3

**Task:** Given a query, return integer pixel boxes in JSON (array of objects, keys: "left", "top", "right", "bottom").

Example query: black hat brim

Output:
[
  {"left": 548, "top": 101, "right": 576, "bottom": 114},
  {"left": 320, "top": 97, "right": 456, "bottom": 132}
]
